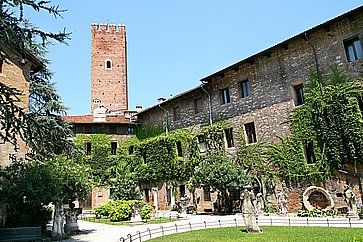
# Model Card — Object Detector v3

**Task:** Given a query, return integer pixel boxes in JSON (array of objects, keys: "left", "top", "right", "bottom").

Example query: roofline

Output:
[
  {"left": 200, "top": 5, "right": 363, "bottom": 83},
  {"left": 136, "top": 85, "right": 203, "bottom": 115},
  {"left": 137, "top": 4, "right": 363, "bottom": 116}
]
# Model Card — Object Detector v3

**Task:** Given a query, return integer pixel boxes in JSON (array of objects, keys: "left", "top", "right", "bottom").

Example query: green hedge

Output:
[{"left": 95, "top": 200, "right": 154, "bottom": 222}]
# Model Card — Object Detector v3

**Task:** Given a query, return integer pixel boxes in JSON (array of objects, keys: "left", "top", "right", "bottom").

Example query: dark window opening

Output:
[
  {"left": 220, "top": 88, "right": 230, "bottom": 104},
  {"left": 173, "top": 106, "right": 181, "bottom": 121},
  {"left": 336, "top": 193, "right": 343, "bottom": 198},
  {"left": 203, "top": 187, "right": 211, "bottom": 201},
  {"left": 344, "top": 37, "right": 363, "bottom": 62},
  {"left": 85, "top": 142, "right": 92, "bottom": 155},
  {"left": 111, "top": 141, "right": 117, "bottom": 155},
  {"left": 128, "top": 145, "right": 134, "bottom": 155},
  {"left": 179, "top": 185, "right": 186, "bottom": 197},
  {"left": 304, "top": 142, "right": 316, "bottom": 164},
  {"left": 176, "top": 141, "right": 183, "bottom": 157},
  {"left": 244, "top": 122, "right": 257, "bottom": 144},
  {"left": 194, "top": 98, "right": 203, "bottom": 114},
  {"left": 224, "top": 128, "right": 235, "bottom": 148},
  {"left": 197, "top": 135, "right": 206, "bottom": 153},
  {"left": 240, "top": 80, "right": 250, "bottom": 98},
  {"left": 85, "top": 125, "right": 92, "bottom": 134},
  {"left": 106, "top": 60, "right": 112, "bottom": 69},
  {"left": 109, "top": 126, "right": 118, "bottom": 134},
  {"left": 293, "top": 84, "right": 304, "bottom": 106}
]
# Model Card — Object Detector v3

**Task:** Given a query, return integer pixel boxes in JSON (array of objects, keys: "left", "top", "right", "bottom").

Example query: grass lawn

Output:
[
  {"left": 83, "top": 217, "right": 177, "bottom": 225},
  {"left": 149, "top": 226, "right": 363, "bottom": 242}
]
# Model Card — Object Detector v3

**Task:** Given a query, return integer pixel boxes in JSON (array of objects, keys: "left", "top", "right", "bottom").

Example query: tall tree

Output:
[{"left": 0, "top": 0, "right": 72, "bottom": 159}]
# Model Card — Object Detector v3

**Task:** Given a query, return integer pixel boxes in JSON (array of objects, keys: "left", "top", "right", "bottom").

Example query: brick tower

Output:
[{"left": 90, "top": 23, "right": 128, "bottom": 114}]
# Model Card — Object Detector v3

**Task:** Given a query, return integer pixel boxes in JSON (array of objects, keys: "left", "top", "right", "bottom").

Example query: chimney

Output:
[
  {"left": 157, "top": 97, "right": 166, "bottom": 103},
  {"left": 136, "top": 105, "right": 143, "bottom": 112}
]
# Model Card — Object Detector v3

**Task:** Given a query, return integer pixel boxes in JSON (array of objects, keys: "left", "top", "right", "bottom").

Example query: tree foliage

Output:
[{"left": 0, "top": 0, "right": 73, "bottom": 159}]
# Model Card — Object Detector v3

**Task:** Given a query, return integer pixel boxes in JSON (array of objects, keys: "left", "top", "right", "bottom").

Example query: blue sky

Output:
[{"left": 27, "top": 0, "right": 363, "bottom": 115}]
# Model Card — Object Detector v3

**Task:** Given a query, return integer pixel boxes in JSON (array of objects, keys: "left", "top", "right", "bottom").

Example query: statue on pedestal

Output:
[
  {"left": 343, "top": 185, "right": 358, "bottom": 218},
  {"left": 255, "top": 193, "right": 264, "bottom": 215},
  {"left": 277, "top": 189, "right": 288, "bottom": 215},
  {"left": 241, "top": 185, "right": 262, "bottom": 233},
  {"left": 64, "top": 202, "right": 81, "bottom": 233},
  {"left": 52, "top": 202, "right": 65, "bottom": 238}
]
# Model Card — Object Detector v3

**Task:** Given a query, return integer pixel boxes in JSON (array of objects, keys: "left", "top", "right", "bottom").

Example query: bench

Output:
[{"left": 0, "top": 226, "right": 42, "bottom": 241}]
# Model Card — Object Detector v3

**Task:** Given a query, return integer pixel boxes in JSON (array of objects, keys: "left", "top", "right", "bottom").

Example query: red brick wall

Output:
[
  {"left": 90, "top": 23, "right": 128, "bottom": 113},
  {"left": 0, "top": 51, "right": 31, "bottom": 167}
]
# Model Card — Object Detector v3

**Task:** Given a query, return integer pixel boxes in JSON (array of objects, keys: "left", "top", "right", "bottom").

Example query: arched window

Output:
[{"left": 105, "top": 60, "right": 112, "bottom": 70}]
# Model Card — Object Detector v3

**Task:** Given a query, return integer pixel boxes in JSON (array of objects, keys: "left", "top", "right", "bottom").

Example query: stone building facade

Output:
[
  {"left": 0, "top": 45, "right": 42, "bottom": 168},
  {"left": 136, "top": 6, "right": 363, "bottom": 212}
]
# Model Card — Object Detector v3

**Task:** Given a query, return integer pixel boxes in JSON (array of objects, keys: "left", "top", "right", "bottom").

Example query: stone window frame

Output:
[
  {"left": 244, "top": 121, "right": 257, "bottom": 144},
  {"left": 239, "top": 79, "right": 251, "bottom": 99},
  {"left": 291, "top": 82, "right": 305, "bottom": 106},
  {"left": 194, "top": 97, "right": 203, "bottom": 114},
  {"left": 343, "top": 35, "right": 363, "bottom": 63},
  {"left": 203, "top": 187, "right": 211, "bottom": 202},
  {"left": 224, "top": 127, "right": 235, "bottom": 148},
  {"left": 220, "top": 87, "right": 231, "bottom": 105},
  {"left": 105, "top": 59, "right": 112, "bottom": 70},
  {"left": 173, "top": 106, "right": 181, "bottom": 121}
]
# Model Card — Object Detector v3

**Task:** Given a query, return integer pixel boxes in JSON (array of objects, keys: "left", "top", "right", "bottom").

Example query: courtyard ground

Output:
[{"left": 66, "top": 214, "right": 363, "bottom": 242}]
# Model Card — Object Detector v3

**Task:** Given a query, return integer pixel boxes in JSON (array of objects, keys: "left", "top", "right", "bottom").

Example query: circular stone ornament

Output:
[{"left": 302, "top": 186, "right": 334, "bottom": 211}]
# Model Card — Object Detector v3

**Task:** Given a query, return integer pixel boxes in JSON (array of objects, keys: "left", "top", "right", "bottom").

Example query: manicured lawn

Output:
[
  {"left": 149, "top": 226, "right": 363, "bottom": 242},
  {"left": 84, "top": 217, "right": 177, "bottom": 225}
]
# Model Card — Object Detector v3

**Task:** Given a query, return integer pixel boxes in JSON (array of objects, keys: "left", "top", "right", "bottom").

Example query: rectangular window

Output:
[
  {"left": 173, "top": 106, "right": 181, "bottom": 121},
  {"left": 85, "top": 142, "right": 92, "bottom": 155},
  {"left": 293, "top": 84, "right": 304, "bottom": 106},
  {"left": 240, "top": 80, "right": 250, "bottom": 98},
  {"left": 127, "top": 127, "right": 135, "bottom": 135},
  {"left": 111, "top": 141, "right": 118, "bottom": 155},
  {"left": 109, "top": 126, "right": 118, "bottom": 134},
  {"left": 194, "top": 98, "right": 203, "bottom": 114},
  {"left": 244, "top": 122, "right": 257, "bottom": 144},
  {"left": 304, "top": 142, "right": 316, "bottom": 164},
  {"left": 203, "top": 187, "right": 211, "bottom": 202},
  {"left": 176, "top": 141, "right": 183, "bottom": 157},
  {"left": 128, "top": 145, "right": 134, "bottom": 155},
  {"left": 224, "top": 128, "right": 235, "bottom": 148},
  {"left": 220, "top": 88, "right": 230, "bottom": 104},
  {"left": 344, "top": 37, "right": 363, "bottom": 62},
  {"left": 179, "top": 185, "right": 186, "bottom": 197},
  {"left": 142, "top": 150, "right": 147, "bottom": 163},
  {"left": 197, "top": 135, "right": 206, "bottom": 153},
  {"left": 85, "top": 125, "right": 92, "bottom": 134}
]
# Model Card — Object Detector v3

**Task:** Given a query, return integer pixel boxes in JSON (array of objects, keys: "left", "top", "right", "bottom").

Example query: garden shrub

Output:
[{"left": 95, "top": 200, "right": 154, "bottom": 221}]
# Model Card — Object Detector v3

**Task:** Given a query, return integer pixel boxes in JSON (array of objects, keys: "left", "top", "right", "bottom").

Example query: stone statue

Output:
[
  {"left": 130, "top": 203, "right": 143, "bottom": 225},
  {"left": 255, "top": 193, "right": 264, "bottom": 215},
  {"left": 241, "top": 185, "right": 261, "bottom": 233},
  {"left": 52, "top": 202, "right": 65, "bottom": 238},
  {"left": 343, "top": 185, "right": 358, "bottom": 217},
  {"left": 64, "top": 202, "right": 81, "bottom": 233},
  {"left": 277, "top": 189, "right": 288, "bottom": 215}
]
